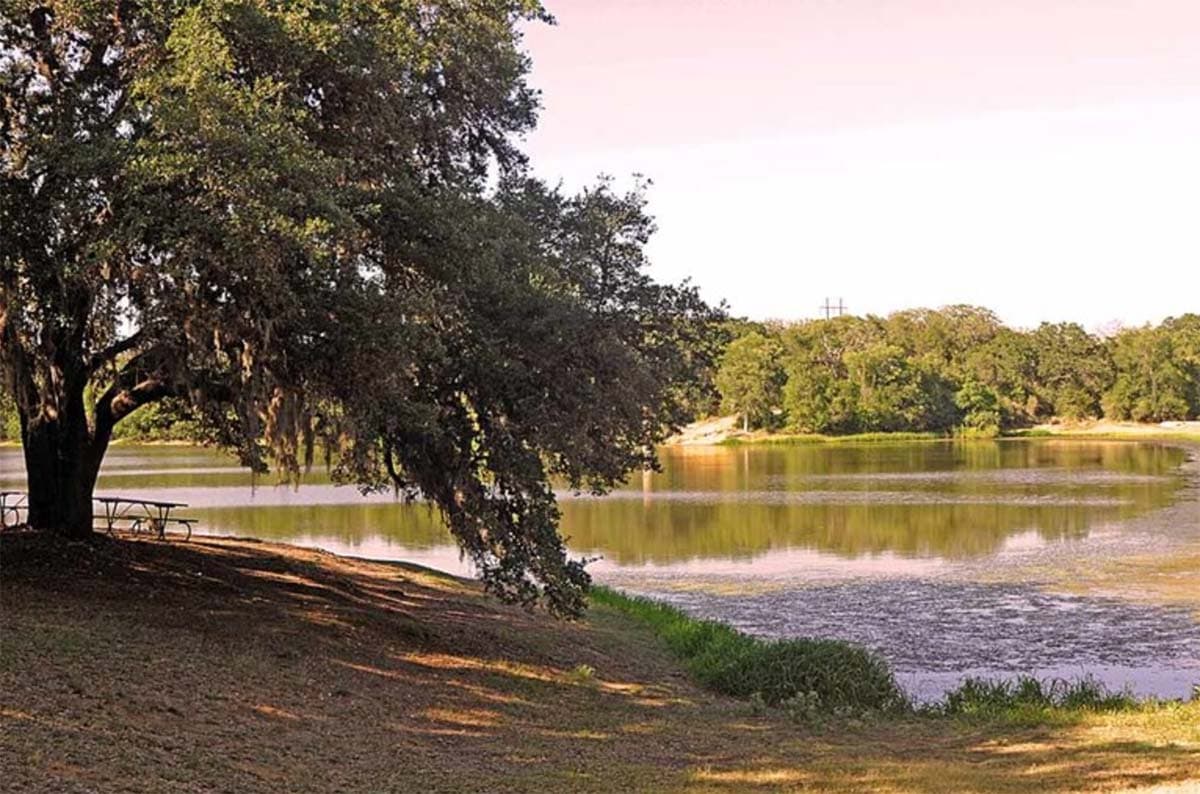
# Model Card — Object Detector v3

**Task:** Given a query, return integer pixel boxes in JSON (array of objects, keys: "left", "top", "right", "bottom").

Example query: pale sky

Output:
[{"left": 520, "top": 1, "right": 1200, "bottom": 330}]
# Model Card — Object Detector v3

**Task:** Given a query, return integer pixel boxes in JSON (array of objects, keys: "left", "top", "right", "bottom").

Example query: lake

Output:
[{"left": 3, "top": 438, "right": 1198, "bottom": 702}]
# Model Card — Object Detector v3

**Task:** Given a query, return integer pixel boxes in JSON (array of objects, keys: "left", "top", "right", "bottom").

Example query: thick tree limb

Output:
[
  {"left": 90, "top": 344, "right": 174, "bottom": 439},
  {"left": 88, "top": 330, "right": 145, "bottom": 372},
  {"left": 111, "top": 378, "right": 172, "bottom": 424},
  {"left": 93, "top": 375, "right": 172, "bottom": 441}
]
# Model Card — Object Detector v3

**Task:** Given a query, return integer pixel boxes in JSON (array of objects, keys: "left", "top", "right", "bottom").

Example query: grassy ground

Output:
[
  {"left": 2, "top": 533, "right": 1199, "bottom": 793},
  {"left": 1008, "top": 421, "right": 1200, "bottom": 444}
]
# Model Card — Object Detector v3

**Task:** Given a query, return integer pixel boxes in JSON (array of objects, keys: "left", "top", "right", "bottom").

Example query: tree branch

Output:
[
  {"left": 93, "top": 375, "right": 173, "bottom": 442},
  {"left": 112, "top": 378, "right": 172, "bottom": 424},
  {"left": 28, "top": 6, "right": 61, "bottom": 84},
  {"left": 90, "top": 344, "right": 174, "bottom": 441},
  {"left": 88, "top": 330, "right": 145, "bottom": 372}
]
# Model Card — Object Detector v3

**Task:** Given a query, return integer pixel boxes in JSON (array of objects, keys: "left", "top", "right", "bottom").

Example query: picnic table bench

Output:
[
  {"left": 94, "top": 496, "right": 197, "bottom": 541},
  {"left": 0, "top": 491, "right": 26, "bottom": 529},
  {"left": 0, "top": 492, "right": 196, "bottom": 539}
]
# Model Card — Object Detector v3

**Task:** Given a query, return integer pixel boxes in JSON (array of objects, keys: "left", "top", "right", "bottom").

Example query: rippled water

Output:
[{"left": 3, "top": 439, "right": 1197, "bottom": 700}]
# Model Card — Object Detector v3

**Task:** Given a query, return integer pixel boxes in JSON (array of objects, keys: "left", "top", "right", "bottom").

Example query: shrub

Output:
[
  {"left": 934, "top": 675, "right": 1136, "bottom": 718},
  {"left": 567, "top": 664, "right": 597, "bottom": 685},
  {"left": 591, "top": 587, "right": 907, "bottom": 714}
]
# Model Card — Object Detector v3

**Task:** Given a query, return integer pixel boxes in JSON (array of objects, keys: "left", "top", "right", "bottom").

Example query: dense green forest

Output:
[{"left": 715, "top": 306, "right": 1200, "bottom": 435}]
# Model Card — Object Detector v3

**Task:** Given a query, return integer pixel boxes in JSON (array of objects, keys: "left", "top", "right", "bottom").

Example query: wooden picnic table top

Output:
[
  {"left": 1, "top": 492, "right": 186, "bottom": 507},
  {"left": 94, "top": 496, "right": 189, "bottom": 509}
]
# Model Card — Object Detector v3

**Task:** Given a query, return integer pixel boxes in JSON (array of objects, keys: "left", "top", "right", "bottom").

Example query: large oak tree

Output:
[{"left": 0, "top": 1, "right": 723, "bottom": 614}]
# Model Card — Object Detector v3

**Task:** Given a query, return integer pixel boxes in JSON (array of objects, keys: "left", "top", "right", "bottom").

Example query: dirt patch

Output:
[
  {"left": 2, "top": 532, "right": 1198, "bottom": 793},
  {"left": 665, "top": 415, "right": 741, "bottom": 445}
]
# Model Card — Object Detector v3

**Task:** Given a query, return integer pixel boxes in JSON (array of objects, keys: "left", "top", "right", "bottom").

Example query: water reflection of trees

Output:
[
  {"left": 196, "top": 504, "right": 449, "bottom": 548},
  {"left": 643, "top": 441, "right": 1184, "bottom": 490},
  {"left": 198, "top": 494, "right": 1169, "bottom": 566},
  {"left": 558, "top": 500, "right": 1112, "bottom": 563},
  {"left": 180, "top": 440, "right": 1183, "bottom": 566}
]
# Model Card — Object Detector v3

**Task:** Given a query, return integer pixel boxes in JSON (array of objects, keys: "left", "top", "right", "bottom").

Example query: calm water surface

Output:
[{"left": 3, "top": 439, "right": 1197, "bottom": 701}]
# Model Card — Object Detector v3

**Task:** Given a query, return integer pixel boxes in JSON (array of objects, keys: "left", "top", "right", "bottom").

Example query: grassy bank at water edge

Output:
[{"left": 3, "top": 532, "right": 1199, "bottom": 793}]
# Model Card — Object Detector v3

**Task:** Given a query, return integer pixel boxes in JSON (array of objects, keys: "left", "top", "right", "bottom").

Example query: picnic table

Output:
[
  {"left": 94, "top": 496, "right": 196, "bottom": 541},
  {"left": 0, "top": 491, "right": 26, "bottom": 529}
]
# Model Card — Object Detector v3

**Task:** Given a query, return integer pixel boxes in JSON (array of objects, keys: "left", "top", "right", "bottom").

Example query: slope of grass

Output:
[{"left": 3, "top": 532, "right": 1199, "bottom": 793}]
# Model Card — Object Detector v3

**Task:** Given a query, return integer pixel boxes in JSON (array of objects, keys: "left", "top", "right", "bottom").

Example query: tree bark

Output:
[
  {"left": 13, "top": 341, "right": 170, "bottom": 537},
  {"left": 22, "top": 414, "right": 105, "bottom": 539},
  {"left": 17, "top": 326, "right": 178, "bottom": 535}
]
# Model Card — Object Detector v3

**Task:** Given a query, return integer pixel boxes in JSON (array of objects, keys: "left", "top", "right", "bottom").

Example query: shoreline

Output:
[
  {"left": 8, "top": 420, "right": 1196, "bottom": 453},
  {"left": 667, "top": 416, "right": 1200, "bottom": 447}
]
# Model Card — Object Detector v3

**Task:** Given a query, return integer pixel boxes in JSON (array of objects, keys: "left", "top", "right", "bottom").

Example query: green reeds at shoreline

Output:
[
  {"left": 592, "top": 586, "right": 1191, "bottom": 723},
  {"left": 718, "top": 431, "right": 946, "bottom": 446}
]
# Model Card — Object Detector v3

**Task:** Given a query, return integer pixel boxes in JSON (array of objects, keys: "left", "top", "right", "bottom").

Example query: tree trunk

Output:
[{"left": 22, "top": 413, "right": 105, "bottom": 540}]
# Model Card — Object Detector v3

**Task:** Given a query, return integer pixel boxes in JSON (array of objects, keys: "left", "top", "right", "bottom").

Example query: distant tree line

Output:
[{"left": 714, "top": 306, "right": 1200, "bottom": 435}]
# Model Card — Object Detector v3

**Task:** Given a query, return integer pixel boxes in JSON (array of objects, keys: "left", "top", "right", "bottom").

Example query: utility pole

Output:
[{"left": 821, "top": 298, "right": 847, "bottom": 320}]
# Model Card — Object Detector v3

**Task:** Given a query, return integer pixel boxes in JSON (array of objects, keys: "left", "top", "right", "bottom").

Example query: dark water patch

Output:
[{"left": 620, "top": 580, "right": 1200, "bottom": 701}]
